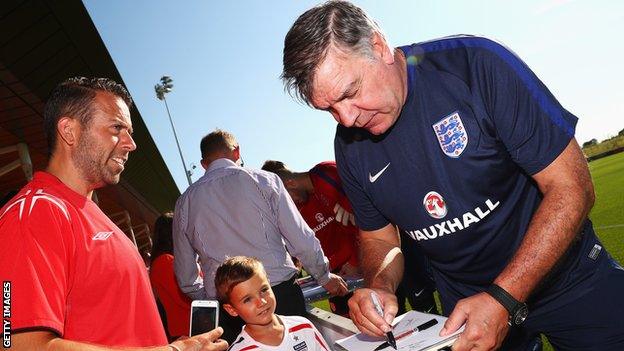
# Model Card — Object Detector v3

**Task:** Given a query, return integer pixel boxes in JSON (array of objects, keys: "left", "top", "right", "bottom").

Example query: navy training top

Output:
[{"left": 335, "top": 35, "right": 606, "bottom": 313}]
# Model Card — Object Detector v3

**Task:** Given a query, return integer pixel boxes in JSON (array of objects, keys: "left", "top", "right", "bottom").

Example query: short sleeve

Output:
[
  {"left": 334, "top": 129, "right": 390, "bottom": 231},
  {"left": 0, "top": 198, "right": 74, "bottom": 335},
  {"left": 473, "top": 38, "right": 577, "bottom": 174}
]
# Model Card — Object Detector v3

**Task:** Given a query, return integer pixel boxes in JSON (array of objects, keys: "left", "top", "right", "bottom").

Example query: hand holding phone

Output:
[
  {"left": 190, "top": 300, "right": 219, "bottom": 337},
  {"left": 170, "top": 326, "right": 228, "bottom": 351}
]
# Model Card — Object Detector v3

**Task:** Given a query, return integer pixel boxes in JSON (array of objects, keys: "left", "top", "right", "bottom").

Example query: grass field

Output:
[
  {"left": 313, "top": 152, "right": 624, "bottom": 351},
  {"left": 588, "top": 152, "right": 624, "bottom": 264}
]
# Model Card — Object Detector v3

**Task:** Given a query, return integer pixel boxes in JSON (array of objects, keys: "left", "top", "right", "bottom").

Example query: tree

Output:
[{"left": 582, "top": 139, "right": 598, "bottom": 148}]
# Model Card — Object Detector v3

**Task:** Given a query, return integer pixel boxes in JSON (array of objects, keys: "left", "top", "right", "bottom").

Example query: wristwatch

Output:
[{"left": 486, "top": 284, "right": 528, "bottom": 326}]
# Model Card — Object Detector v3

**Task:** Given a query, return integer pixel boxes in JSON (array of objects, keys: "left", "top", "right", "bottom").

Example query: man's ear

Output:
[
  {"left": 233, "top": 146, "right": 241, "bottom": 162},
  {"left": 200, "top": 159, "right": 209, "bottom": 170},
  {"left": 223, "top": 303, "right": 239, "bottom": 317},
  {"left": 284, "top": 178, "right": 296, "bottom": 190},
  {"left": 371, "top": 31, "right": 394, "bottom": 65},
  {"left": 57, "top": 117, "right": 79, "bottom": 146}
]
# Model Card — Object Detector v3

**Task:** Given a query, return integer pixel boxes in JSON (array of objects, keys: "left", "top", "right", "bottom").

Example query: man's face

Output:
[
  {"left": 285, "top": 180, "right": 309, "bottom": 206},
  {"left": 310, "top": 42, "right": 406, "bottom": 135},
  {"left": 72, "top": 92, "right": 136, "bottom": 187},
  {"left": 224, "top": 271, "right": 277, "bottom": 327}
]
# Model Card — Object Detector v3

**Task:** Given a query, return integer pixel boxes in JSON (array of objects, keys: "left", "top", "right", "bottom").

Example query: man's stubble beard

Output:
[{"left": 72, "top": 130, "right": 121, "bottom": 187}]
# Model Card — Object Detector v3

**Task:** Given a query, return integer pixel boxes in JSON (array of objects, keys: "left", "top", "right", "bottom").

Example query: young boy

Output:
[{"left": 215, "top": 256, "right": 331, "bottom": 351}]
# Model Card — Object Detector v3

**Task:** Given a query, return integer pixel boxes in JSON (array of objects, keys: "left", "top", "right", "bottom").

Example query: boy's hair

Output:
[{"left": 214, "top": 256, "right": 266, "bottom": 303}]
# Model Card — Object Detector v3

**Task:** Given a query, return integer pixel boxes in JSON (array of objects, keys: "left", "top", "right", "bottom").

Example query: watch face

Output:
[{"left": 513, "top": 305, "right": 529, "bottom": 325}]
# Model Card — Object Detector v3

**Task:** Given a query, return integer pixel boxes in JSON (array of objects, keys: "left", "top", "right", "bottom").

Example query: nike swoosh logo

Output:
[
  {"left": 413, "top": 288, "right": 425, "bottom": 297},
  {"left": 369, "top": 162, "right": 391, "bottom": 183}
]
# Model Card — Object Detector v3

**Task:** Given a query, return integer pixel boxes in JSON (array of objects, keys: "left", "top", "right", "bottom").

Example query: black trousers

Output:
[{"left": 219, "top": 274, "right": 306, "bottom": 344}]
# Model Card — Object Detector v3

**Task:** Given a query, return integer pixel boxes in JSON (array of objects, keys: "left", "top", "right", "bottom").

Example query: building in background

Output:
[{"left": 0, "top": 0, "right": 180, "bottom": 254}]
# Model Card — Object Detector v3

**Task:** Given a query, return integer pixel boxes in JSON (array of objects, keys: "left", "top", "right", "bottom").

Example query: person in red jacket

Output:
[
  {"left": 262, "top": 160, "right": 359, "bottom": 314},
  {"left": 150, "top": 212, "right": 196, "bottom": 340}
]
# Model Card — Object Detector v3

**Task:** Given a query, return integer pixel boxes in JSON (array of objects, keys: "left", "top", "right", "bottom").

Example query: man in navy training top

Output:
[{"left": 280, "top": 1, "right": 624, "bottom": 351}]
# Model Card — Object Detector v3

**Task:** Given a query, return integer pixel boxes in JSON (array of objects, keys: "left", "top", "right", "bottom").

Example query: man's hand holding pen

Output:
[
  {"left": 371, "top": 291, "right": 397, "bottom": 349},
  {"left": 347, "top": 288, "right": 398, "bottom": 339}
]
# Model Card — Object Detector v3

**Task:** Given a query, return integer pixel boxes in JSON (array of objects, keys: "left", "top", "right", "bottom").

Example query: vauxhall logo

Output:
[
  {"left": 406, "top": 198, "right": 500, "bottom": 241},
  {"left": 423, "top": 191, "right": 447, "bottom": 219}
]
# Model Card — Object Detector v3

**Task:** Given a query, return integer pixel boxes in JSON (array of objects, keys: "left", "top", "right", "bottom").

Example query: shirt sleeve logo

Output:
[
  {"left": 432, "top": 111, "right": 468, "bottom": 158},
  {"left": 423, "top": 191, "right": 448, "bottom": 219}
]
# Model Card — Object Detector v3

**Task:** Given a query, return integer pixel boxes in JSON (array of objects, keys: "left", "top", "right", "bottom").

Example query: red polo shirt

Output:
[
  {"left": 298, "top": 162, "right": 359, "bottom": 271},
  {"left": 0, "top": 172, "right": 167, "bottom": 347}
]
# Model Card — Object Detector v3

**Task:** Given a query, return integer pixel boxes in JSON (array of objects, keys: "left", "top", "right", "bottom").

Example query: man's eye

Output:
[{"left": 243, "top": 298, "right": 251, "bottom": 304}]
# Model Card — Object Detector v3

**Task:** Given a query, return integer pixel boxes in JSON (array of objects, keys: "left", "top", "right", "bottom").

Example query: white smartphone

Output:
[{"left": 189, "top": 300, "right": 219, "bottom": 337}]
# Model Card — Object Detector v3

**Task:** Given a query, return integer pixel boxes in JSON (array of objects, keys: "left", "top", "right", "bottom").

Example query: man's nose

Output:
[
  {"left": 122, "top": 131, "right": 137, "bottom": 151},
  {"left": 334, "top": 103, "right": 359, "bottom": 127}
]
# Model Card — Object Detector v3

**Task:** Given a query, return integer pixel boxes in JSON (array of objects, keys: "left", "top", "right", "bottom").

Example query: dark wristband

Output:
[{"left": 486, "top": 284, "right": 528, "bottom": 326}]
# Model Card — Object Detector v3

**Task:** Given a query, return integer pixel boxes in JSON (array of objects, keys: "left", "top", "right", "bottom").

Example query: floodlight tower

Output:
[{"left": 155, "top": 75, "right": 192, "bottom": 186}]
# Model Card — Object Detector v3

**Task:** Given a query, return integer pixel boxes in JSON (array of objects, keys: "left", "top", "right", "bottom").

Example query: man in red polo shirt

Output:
[
  {"left": 0, "top": 77, "right": 226, "bottom": 351},
  {"left": 262, "top": 160, "right": 359, "bottom": 314}
]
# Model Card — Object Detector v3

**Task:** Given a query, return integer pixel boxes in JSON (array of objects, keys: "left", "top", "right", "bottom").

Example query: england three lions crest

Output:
[{"left": 432, "top": 111, "right": 468, "bottom": 158}]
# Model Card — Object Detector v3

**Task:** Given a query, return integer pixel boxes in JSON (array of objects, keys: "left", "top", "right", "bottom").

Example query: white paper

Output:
[{"left": 335, "top": 310, "right": 463, "bottom": 351}]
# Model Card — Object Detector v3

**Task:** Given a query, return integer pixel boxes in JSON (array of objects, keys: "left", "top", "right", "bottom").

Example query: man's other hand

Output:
[
  {"left": 348, "top": 287, "right": 397, "bottom": 337},
  {"left": 170, "top": 327, "right": 229, "bottom": 350},
  {"left": 323, "top": 272, "right": 349, "bottom": 296},
  {"left": 338, "top": 262, "right": 360, "bottom": 277},
  {"left": 441, "top": 292, "right": 509, "bottom": 351}
]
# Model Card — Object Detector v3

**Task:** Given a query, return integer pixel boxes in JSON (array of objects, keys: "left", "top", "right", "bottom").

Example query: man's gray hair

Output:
[{"left": 281, "top": 0, "right": 384, "bottom": 105}]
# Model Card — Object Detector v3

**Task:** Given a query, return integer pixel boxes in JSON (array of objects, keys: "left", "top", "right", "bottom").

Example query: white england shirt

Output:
[{"left": 228, "top": 315, "right": 330, "bottom": 351}]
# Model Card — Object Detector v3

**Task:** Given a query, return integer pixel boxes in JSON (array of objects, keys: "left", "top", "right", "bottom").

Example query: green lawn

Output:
[{"left": 314, "top": 152, "right": 624, "bottom": 350}]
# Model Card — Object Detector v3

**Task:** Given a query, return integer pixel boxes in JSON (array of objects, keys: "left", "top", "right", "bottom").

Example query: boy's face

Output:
[{"left": 223, "top": 270, "right": 277, "bottom": 326}]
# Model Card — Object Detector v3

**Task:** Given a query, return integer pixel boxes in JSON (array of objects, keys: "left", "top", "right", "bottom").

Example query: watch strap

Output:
[{"left": 486, "top": 284, "right": 520, "bottom": 315}]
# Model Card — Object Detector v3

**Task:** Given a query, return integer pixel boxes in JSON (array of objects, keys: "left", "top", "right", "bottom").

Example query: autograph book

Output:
[{"left": 335, "top": 310, "right": 462, "bottom": 351}]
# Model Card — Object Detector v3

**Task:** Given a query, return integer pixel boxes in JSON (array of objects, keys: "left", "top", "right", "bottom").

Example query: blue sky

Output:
[{"left": 83, "top": 0, "right": 624, "bottom": 193}]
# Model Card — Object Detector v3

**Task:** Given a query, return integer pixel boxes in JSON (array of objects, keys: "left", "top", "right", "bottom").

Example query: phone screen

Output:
[{"left": 190, "top": 305, "right": 218, "bottom": 336}]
